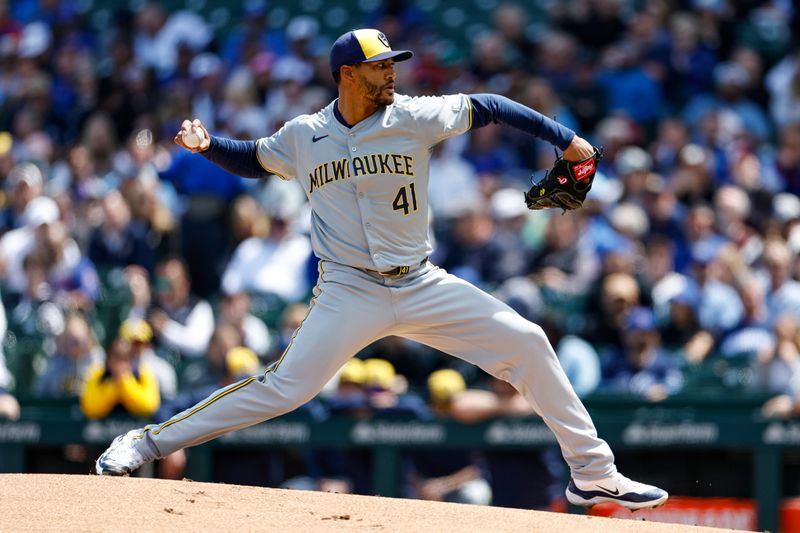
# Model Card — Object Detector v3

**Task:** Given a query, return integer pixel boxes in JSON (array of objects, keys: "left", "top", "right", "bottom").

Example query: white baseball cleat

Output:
[
  {"left": 566, "top": 472, "right": 669, "bottom": 510},
  {"left": 95, "top": 430, "right": 149, "bottom": 476}
]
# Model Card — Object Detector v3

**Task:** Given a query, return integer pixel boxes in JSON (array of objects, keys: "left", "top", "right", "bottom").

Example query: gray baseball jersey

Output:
[
  {"left": 255, "top": 93, "right": 470, "bottom": 271},
  {"left": 129, "top": 94, "right": 617, "bottom": 485}
]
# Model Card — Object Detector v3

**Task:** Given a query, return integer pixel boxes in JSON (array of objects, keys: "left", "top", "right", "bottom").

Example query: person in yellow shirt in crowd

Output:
[{"left": 80, "top": 336, "right": 160, "bottom": 420}]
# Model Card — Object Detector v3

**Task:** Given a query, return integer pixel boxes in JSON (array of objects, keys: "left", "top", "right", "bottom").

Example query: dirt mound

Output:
[{"left": 0, "top": 474, "right": 737, "bottom": 532}]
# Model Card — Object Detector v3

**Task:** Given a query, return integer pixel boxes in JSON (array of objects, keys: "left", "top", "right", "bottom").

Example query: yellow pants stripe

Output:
[{"left": 147, "top": 377, "right": 256, "bottom": 436}]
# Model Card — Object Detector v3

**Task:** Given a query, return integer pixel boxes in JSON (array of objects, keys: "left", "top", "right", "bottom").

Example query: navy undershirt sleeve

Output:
[
  {"left": 468, "top": 93, "right": 575, "bottom": 150},
  {"left": 200, "top": 137, "right": 270, "bottom": 179}
]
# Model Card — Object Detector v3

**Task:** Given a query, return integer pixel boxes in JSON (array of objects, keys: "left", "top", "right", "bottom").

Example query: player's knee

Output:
[{"left": 285, "top": 384, "right": 322, "bottom": 411}]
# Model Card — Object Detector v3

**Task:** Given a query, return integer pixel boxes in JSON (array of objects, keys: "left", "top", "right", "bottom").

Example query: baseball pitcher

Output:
[{"left": 96, "top": 28, "right": 667, "bottom": 510}]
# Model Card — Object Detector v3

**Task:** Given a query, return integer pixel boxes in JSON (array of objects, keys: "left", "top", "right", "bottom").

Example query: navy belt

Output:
[{"left": 364, "top": 257, "right": 428, "bottom": 278}]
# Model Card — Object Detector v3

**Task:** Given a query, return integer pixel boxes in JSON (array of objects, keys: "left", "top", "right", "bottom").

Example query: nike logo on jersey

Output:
[
  {"left": 595, "top": 485, "right": 620, "bottom": 496},
  {"left": 312, "top": 134, "right": 329, "bottom": 143}
]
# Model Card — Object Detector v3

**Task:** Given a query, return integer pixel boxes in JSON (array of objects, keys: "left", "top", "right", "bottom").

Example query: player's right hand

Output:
[{"left": 174, "top": 119, "right": 211, "bottom": 153}]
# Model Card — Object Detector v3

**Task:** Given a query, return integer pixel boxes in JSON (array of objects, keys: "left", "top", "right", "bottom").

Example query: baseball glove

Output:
[{"left": 525, "top": 147, "right": 603, "bottom": 211}]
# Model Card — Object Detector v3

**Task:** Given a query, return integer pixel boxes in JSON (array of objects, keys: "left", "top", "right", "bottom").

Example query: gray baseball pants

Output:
[{"left": 137, "top": 261, "right": 616, "bottom": 482}]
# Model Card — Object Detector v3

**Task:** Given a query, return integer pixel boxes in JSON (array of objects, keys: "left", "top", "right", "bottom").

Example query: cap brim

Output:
[{"left": 363, "top": 50, "right": 413, "bottom": 63}]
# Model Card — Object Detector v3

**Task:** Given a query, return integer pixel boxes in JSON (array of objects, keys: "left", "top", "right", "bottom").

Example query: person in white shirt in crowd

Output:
[
  {"left": 218, "top": 291, "right": 271, "bottom": 359},
  {"left": 427, "top": 141, "right": 480, "bottom": 222},
  {"left": 132, "top": 3, "right": 211, "bottom": 78},
  {"left": 1, "top": 162, "right": 44, "bottom": 233},
  {"left": 125, "top": 258, "right": 213, "bottom": 360},
  {"left": 758, "top": 238, "right": 800, "bottom": 325},
  {"left": 221, "top": 202, "right": 312, "bottom": 304},
  {"left": 0, "top": 195, "right": 60, "bottom": 295}
]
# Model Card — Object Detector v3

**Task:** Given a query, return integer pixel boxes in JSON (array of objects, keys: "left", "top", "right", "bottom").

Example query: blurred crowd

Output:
[{"left": 0, "top": 0, "right": 799, "bottom": 506}]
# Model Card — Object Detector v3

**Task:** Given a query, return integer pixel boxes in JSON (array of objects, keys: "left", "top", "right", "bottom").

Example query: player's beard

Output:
[{"left": 361, "top": 78, "right": 394, "bottom": 106}]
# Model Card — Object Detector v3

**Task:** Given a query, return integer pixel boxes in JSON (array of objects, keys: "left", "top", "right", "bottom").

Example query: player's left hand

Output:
[
  {"left": 525, "top": 145, "right": 603, "bottom": 211},
  {"left": 562, "top": 135, "right": 594, "bottom": 161}
]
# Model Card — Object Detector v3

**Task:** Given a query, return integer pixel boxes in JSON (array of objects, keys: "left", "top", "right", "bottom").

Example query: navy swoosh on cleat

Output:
[
  {"left": 567, "top": 480, "right": 664, "bottom": 503},
  {"left": 312, "top": 134, "right": 329, "bottom": 143}
]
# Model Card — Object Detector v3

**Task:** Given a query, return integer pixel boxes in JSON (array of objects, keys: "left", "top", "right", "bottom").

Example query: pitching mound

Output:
[{"left": 0, "top": 474, "right": 737, "bottom": 532}]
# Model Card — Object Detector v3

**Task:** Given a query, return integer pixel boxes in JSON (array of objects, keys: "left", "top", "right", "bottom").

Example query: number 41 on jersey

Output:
[{"left": 392, "top": 183, "right": 418, "bottom": 215}]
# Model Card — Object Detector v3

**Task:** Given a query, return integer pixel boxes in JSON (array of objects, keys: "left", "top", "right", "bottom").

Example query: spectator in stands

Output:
[
  {"left": 228, "top": 194, "right": 269, "bottom": 246},
  {"left": 758, "top": 238, "right": 800, "bottom": 325},
  {"left": 583, "top": 272, "right": 641, "bottom": 350},
  {"left": 761, "top": 123, "right": 800, "bottom": 197},
  {"left": 0, "top": 195, "right": 60, "bottom": 295},
  {"left": 321, "top": 357, "right": 369, "bottom": 416},
  {"left": 9, "top": 248, "right": 58, "bottom": 338},
  {"left": 34, "top": 312, "right": 104, "bottom": 398},
  {"left": 462, "top": 123, "right": 520, "bottom": 177},
  {"left": 597, "top": 41, "right": 663, "bottom": 131},
  {"left": 346, "top": 358, "right": 430, "bottom": 420},
  {"left": 683, "top": 61, "right": 771, "bottom": 145},
  {"left": 133, "top": 3, "right": 211, "bottom": 79},
  {"left": 41, "top": 221, "right": 100, "bottom": 311},
  {"left": 119, "top": 318, "right": 177, "bottom": 400},
  {"left": 713, "top": 185, "right": 761, "bottom": 265},
  {"left": 80, "top": 336, "right": 160, "bottom": 420},
  {"left": 427, "top": 142, "right": 480, "bottom": 222},
  {"left": 719, "top": 277, "right": 773, "bottom": 359},
  {"left": 124, "top": 177, "right": 176, "bottom": 262},
  {"left": 664, "top": 12, "right": 718, "bottom": 107},
  {"left": 534, "top": 31, "right": 579, "bottom": 93},
  {"left": 87, "top": 190, "right": 154, "bottom": 273},
  {"left": 529, "top": 210, "right": 600, "bottom": 298},
  {"left": 754, "top": 315, "right": 800, "bottom": 394},
  {"left": 218, "top": 291, "right": 271, "bottom": 360},
  {"left": 762, "top": 390, "right": 800, "bottom": 419},
  {"left": 435, "top": 202, "right": 527, "bottom": 289},
  {"left": 180, "top": 323, "right": 242, "bottom": 390},
  {"left": 144, "top": 256, "right": 214, "bottom": 360},
  {"left": 600, "top": 307, "right": 684, "bottom": 401},
  {"left": 766, "top": 47, "right": 800, "bottom": 128},
  {"left": 613, "top": 146, "right": 653, "bottom": 206},
  {"left": 659, "top": 279, "right": 715, "bottom": 366},
  {"left": 221, "top": 206, "right": 312, "bottom": 303},
  {"left": 1, "top": 162, "right": 43, "bottom": 234},
  {"left": 640, "top": 235, "right": 678, "bottom": 296},
  {"left": 761, "top": 320, "right": 800, "bottom": 416}
]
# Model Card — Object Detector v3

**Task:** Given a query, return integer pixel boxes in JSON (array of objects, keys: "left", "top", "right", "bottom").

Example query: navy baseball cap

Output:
[{"left": 330, "top": 29, "right": 413, "bottom": 73}]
